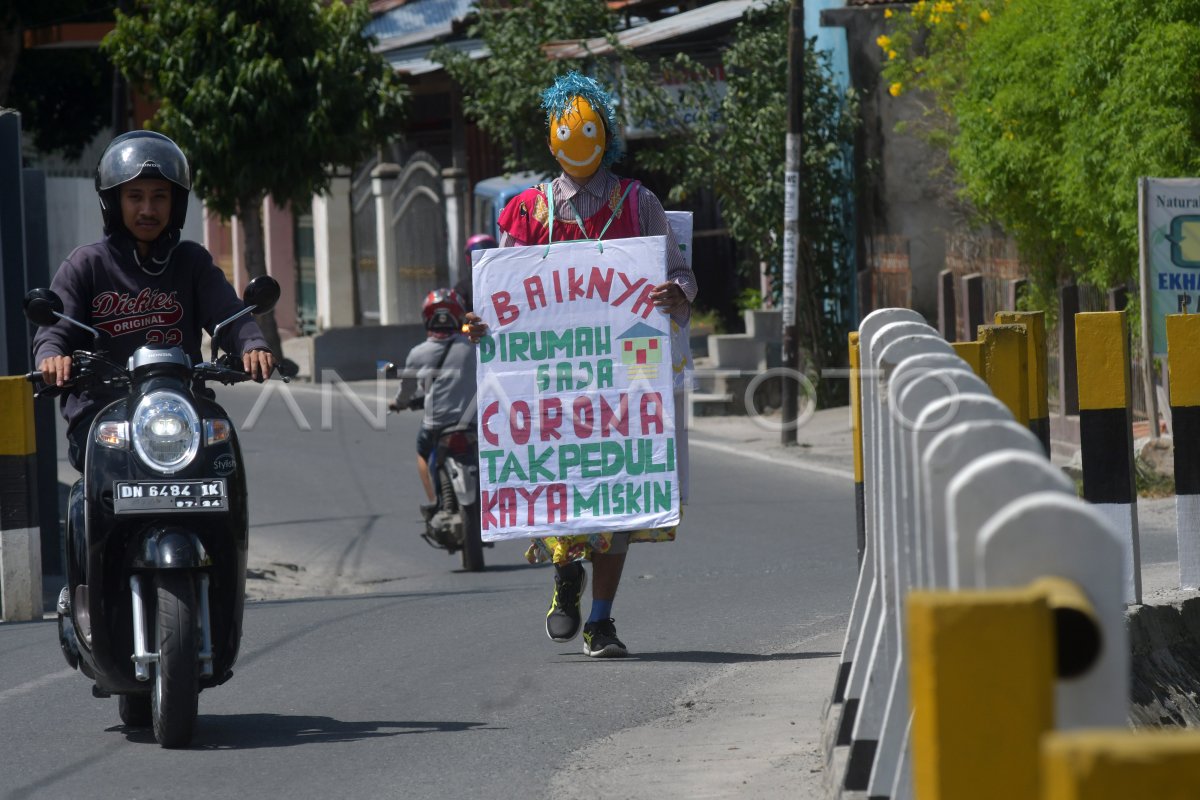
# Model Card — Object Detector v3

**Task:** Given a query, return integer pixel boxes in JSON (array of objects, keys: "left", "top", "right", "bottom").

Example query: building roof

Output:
[
  {"left": 543, "top": 0, "right": 765, "bottom": 60},
  {"left": 383, "top": 38, "right": 487, "bottom": 76},
  {"left": 366, "top": 0, "right": 475, "bottom": 51},
  {"left": 373, "top": 0, "right": 766, "bottom": 76}
]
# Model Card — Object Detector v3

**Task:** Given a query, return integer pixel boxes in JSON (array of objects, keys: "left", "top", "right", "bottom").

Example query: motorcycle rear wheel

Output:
[
  {"left": 459, "top": 502, "right": 484, "bottom": 572},
  {"left": 119, "top": 693, "right": 152, "bottom": 727},
  {"left": 151, "top": 572, "right": 199, "bottom": 748}
]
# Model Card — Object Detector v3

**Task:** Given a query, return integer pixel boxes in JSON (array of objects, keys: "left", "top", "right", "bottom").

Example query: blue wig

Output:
[{"left": 541, "top": 71, "right": 624, "bottom": 168}]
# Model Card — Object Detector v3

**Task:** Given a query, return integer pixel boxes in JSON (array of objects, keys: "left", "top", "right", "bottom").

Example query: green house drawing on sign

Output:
[{"left": 618, "top": 321, "right": 666, "bottom": 367}]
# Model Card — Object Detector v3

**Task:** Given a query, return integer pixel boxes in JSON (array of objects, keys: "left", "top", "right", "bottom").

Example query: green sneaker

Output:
[
  {"left": 546, "top": 563, "right": 587, "bottom": 642},
  {"left": 582, "top": 618, "right": 628, "bottom": 658}
]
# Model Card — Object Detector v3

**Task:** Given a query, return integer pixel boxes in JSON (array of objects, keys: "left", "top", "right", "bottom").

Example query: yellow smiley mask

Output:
[{"left": 549, "top": 97, "right": 606, "bottom": 179}]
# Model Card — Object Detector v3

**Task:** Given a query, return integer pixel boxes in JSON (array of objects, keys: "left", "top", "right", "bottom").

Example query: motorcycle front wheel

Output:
[
  {"left": 152, "top": 572, "right": 199, "bottom": 748},
  {"left": 119, "top": 693, "right": 151, "bottom": 727}
]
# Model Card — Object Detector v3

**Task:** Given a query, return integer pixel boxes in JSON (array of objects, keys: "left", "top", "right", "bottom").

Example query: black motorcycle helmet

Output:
[{"left": 95, "top": 130, "right": 191, "bottom": 236}]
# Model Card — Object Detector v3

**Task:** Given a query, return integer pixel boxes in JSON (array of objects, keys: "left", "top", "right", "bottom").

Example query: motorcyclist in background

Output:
[{"left": 389, "top": 289, "right": 477, "bottom": 514}]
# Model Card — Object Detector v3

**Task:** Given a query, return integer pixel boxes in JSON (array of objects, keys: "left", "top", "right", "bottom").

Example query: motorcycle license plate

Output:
[{"left": 113, "top": 479, "right": 227, "bottom": 513}]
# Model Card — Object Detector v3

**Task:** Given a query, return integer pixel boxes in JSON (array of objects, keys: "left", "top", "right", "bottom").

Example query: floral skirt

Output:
[{"left": 523, "top": 521, "right": 679, "bottom": 566}]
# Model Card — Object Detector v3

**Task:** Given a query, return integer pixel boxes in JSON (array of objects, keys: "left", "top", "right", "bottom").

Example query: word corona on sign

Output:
[
  {"left": 480, "top": 391, "right": 666, "bottom": 446},
  {"left": 474, "top": 236, "right": 680, "bottom": 541}
]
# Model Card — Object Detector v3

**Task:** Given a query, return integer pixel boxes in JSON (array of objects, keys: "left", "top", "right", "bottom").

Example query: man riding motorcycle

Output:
[
  {"left": 31, "top": 130, "right": 275, "bottom": 614},
  {"left": 32, "top": 130, "right": 275, "bottom": 473},
  {"left": 389, "top": 289, "right": 477, "bottom": 513}
]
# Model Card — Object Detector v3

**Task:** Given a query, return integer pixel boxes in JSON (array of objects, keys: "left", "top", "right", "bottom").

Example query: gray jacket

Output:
[{"left": 394, "top": 334, "right": 477, "bottom": 429}]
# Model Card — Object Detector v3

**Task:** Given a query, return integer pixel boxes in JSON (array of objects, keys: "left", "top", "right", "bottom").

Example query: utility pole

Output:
[{"left": 780, "top": 0, "right": 805, "bottom": 445}]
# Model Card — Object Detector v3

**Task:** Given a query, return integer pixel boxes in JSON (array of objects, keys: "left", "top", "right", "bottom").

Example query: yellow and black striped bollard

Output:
[
  {"left": 1075, "top": 311, "right": 1140, "bottom": 604},
  {"left": 950, "top": 340, "right": 983, "bottom": 378},
  {"left": 849, "top": 331, "right": 865, "bottom": 571},
  {"left": 0, "top": 376, "right": 42, "bottom": 621},
  {"left": 997, "top": 311, "right": 1050, "bottom": 455},
  {"left": 978, "top": 323, "right": 1030, "bottom": 426},
  {"left": 1167, "top": 314, "right": 1200, "bottom": 589}
]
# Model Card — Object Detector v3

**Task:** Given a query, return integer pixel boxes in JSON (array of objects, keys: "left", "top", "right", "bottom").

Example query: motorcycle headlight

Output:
[{"left": 131, "top": 391, "right": 200, "bottom": 474}]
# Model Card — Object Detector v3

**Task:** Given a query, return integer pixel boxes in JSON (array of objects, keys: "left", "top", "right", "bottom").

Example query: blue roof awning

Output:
[{"left": 366, "top": 0, "right": 475, "bottom": 51}]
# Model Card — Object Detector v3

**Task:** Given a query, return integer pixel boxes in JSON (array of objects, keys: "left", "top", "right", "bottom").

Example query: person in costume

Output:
[{"left": 463, "top": 72, "right": 697, "bottom": 658}]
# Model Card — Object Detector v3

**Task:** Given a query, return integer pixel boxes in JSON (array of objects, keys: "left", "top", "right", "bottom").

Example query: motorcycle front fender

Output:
[{"left": 131, "top": 527, "right": 212, "bottom": 569}]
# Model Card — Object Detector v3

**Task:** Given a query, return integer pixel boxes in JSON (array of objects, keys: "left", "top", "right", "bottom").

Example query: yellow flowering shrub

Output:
[{"left": 877, "top": 0, "right": 1200, "bottom": 300}]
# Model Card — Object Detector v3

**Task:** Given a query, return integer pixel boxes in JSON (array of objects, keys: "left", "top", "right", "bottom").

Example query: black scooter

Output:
[{"left": 23, "top": 277, "right": 287, "bottom": 748}]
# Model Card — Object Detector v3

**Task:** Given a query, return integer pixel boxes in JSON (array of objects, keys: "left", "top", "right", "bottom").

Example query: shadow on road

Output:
[
  {"left": 450, "top": 562, "right": 541, "bottom": 574},
  {"left": 621, "top": 650, "right": 839, "bottom": 665},
  {"left": 113, "top": 714, "right": 495, "bottom": 749}
]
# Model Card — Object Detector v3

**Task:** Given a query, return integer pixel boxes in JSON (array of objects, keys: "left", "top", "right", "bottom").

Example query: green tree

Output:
[
  {"left": 630, "top": 1, "right": 859, "bottom": 386},
  {"left": 1, "top": 1, "right": 112, "bottom": 158},
  {"left": 433, "top": 0, "right": 618, "bottom": 173},
  {"left": 104, "top": 0, "right": 407, "bottom": 354},
  {"left": 880, "top": 0, "right": 1200, "bottom": 309}
]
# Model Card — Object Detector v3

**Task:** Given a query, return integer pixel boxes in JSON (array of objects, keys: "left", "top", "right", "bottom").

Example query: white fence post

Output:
[
  {"left": 869, "top": 365, "right": 989, "bottom": 796},
  {"left": 947, "top": 448, "right": 1075, "bottom": 590},
  {"left": 979, "top": 492, "right": 1130, "bottom": 728},
  {"left": 827, "top": 308, "right": 1140, "bottom": 800},
  {"left": 893, "top": 367, "right": 989, "bottom": 589},
  {"left": 843, "top": 327, "right": 947, "bottom": 792},
  {"left": 830, "top": 311, "right": 925, "bottom": 758}
]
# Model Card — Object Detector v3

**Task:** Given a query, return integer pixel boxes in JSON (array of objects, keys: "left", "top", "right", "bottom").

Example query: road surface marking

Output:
[{"left": 0, "top": 668, "right": 75, "bottom": 705}]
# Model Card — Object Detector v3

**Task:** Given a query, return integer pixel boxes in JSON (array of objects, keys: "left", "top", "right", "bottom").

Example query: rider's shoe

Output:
[
  {"left": 582, "top": 618, "right": 628, "bottom": 658},
  {"left": 57, "top": 585, "right": 81, "bottom": 671},
  {"left": 546, "top": 562, "right": 587, "bottom": 642},
  {"left": 420, "top": 502, "right": 438, "bottom": 521},
  {"left": 57, "top": 585, "right": 71, "bottom": 615}
]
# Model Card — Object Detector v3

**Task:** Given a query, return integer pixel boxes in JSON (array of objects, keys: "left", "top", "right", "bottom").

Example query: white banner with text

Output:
[{"left": 473, "top": 236, "right": 681, "bottom": 541}]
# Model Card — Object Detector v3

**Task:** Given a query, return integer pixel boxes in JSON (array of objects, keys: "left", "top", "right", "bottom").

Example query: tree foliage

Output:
[
  {"left": 630, "top": 0, "right": 858, "bottom": 376},
  {"left": 104, "top": 0, "right": 407, "bottom": 352},
  {"left": 1, "top": 0, "right": 111, "bottom": 157},
  {"left": 433, "top": 0, "right": 618, "bottom": 174},
  {"left": 104, "top": 0, "right": 407, "bottom": 218},
  {"left": 8, "top": 48, "right": 111, "bottom": 159},
  {"left": 880, "top": 0, "right": 1200, "bottom": 304}
]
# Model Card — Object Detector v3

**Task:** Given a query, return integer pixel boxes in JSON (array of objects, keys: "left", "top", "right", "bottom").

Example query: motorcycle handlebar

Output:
[{"left": 25, "top": 351, "right": 291, "bottom": 398}]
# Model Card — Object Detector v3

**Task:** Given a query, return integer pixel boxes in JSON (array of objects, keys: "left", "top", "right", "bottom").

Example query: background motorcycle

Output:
[
  {"left": 382, "top": 363, "right": 485, "bottom": 572},
  {"left": 23, "top": 276, "right": 290, "bottom": 748}
]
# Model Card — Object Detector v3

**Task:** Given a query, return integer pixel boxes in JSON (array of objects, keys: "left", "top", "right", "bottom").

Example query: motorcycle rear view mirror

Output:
[
  {"left": 243, "top": 276, "right": 280, "bottom": 315},
  {"left": 210, "top": 276, "right": 281, "bottom": 360},
  {"left": 23, "top": 288, "right": 64, "bottom": 327},
  {"left": 23, "top": 288, "right": 105, "bottom": 342}
]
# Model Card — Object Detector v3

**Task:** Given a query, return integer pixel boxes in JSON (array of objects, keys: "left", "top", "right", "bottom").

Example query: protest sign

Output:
[
  {"left": 665, "top": 210, "right": 693, "bottom": 392},
  {"left": 473, "top": 236, "right": 681, "bottom": 541}
]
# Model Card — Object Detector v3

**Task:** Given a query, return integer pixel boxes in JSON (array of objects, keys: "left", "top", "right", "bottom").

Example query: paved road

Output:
[{"left": 0, "top": 381, "right": 855, "bottom": 799}]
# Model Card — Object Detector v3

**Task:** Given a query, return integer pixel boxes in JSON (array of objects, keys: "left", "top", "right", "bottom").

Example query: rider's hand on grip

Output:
[
  {"left": 38, "top": 354, "right": 73, "bottom": 387},
  {"left": 242, "top": 348, "right": 275, "bottom": 383}
]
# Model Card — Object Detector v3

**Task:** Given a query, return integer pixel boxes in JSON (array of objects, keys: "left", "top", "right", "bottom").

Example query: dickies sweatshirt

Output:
[{"left": 32, "top": 232, "right": 269, "bottom": 431}]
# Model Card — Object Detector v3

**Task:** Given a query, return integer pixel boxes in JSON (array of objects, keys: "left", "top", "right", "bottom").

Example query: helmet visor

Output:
[{"left": 97, "top": 134, "right": 191, "bottom": 192}]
